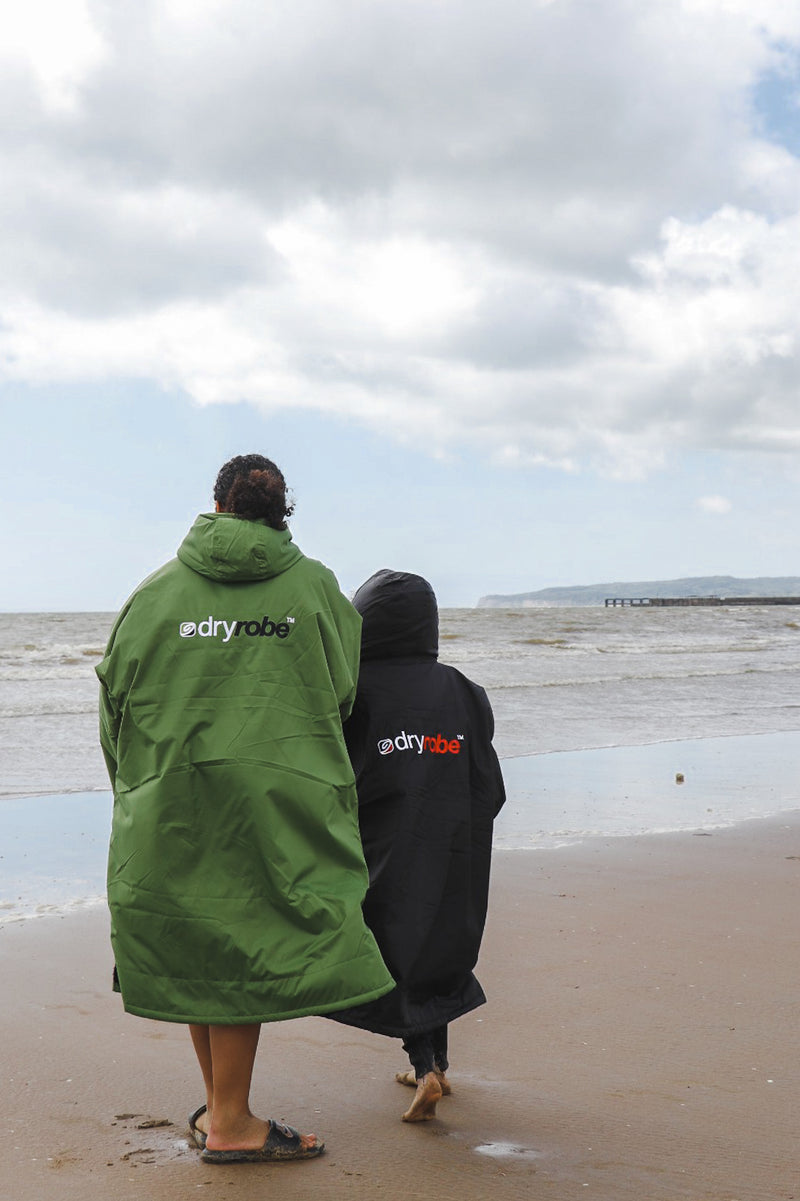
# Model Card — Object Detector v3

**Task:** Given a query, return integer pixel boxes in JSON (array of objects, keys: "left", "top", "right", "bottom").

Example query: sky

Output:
[{"left": 2, "top": 0, "right": 800, "bottom": 609}]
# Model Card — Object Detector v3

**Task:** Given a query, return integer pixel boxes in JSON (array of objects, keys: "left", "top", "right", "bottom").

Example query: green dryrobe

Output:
[{"left": 96, "top": 513, "right": 394, "bottom": 1024}]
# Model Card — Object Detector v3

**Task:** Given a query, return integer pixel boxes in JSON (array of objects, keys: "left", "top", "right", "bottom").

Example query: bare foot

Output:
[
  {"left": 401, "top": 1072, "right": 443, "bottom": 1122},
  {"left": 205, "top": 1113, "right": 271, "bottom": 1152},
  {"left": 289, "top": 1129, "right": 322, "bottom": 1154},
  {"left": 435, "top": 1069, "right": 452, "bottom": 1097},
  {"left": 206, "top": 1115, "right": 320, "bottom": 1156},
  {"left": 396, "top": 1068, "right": 452, "bottom": 1096},
  {"left": 289, "top": 1129, "right": 321, "bottom": 1154}
]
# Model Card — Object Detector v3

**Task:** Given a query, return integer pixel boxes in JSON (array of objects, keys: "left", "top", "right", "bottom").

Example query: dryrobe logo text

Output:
[
  {"left": 179, "top": 615, "right": 296, "bottom": 642},
  {"left": 378, "top": 731, "right": 464, "bottom": 755}
]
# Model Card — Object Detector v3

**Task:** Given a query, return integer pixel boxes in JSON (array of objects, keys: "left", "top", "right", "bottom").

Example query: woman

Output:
[
  {"left": 332, "top": 569, "right": 506, "bottom": 1121},
  {"left": 96, "top": 454, "right": 393, "bottom": 1164}
]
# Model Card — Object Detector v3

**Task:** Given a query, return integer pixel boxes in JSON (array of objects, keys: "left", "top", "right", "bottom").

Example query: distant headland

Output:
[{"left": 477, "top": 575, "right": 800, "bottom": 608}]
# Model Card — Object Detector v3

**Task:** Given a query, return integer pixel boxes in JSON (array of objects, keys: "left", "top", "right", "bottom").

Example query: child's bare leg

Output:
[
  {"left": 396, "top": 1067, "right": 452, "bottom": 1094},
  {"left": 402, "top": 1071, "right": 443, "bottom": 1122},
  {"left": 397, "top": 1025, "right": 451, "bottom": 1100},
  {"left": 399, "top": 1031, "right": 444, "bottom": 1120},
  {"left": 434, "top": 1067, "right": 452, "bottom": 1094}
]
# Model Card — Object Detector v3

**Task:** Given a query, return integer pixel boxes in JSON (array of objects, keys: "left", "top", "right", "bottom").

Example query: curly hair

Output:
[{"left": 213, "top": 454, "right": 294, "bottom": 529}]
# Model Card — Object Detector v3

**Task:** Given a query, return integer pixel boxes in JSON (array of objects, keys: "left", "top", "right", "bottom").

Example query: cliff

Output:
[{"left": 477, "top": 575, "right": 800, "bottom": 607}]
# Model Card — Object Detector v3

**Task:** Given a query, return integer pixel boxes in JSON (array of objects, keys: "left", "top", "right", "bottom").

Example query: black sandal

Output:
[
  {"left": 188, "top": 1104, "right": 208, "bottom": 1150},
  {"left": 200, "top": 1119, "right": 324, "bottom": 1163}
]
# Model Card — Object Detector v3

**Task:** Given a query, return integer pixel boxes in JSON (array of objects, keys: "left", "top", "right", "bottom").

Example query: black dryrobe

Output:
[{"left": 332, "top": 569, "right": 506, "bottom": 1038}]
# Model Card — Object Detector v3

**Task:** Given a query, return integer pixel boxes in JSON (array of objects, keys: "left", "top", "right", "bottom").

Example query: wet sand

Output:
[{"left": 3, "top": 816, "right": 799, "bottom": 1201}]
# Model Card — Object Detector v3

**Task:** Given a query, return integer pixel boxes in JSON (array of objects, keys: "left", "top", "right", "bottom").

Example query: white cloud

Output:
[
  {"left": 2, "top": 0, "right": 800, "bottom": 477},
  {"left": 697, "top": 494, "right": 733, "bottom": 514},
  {"left": 269, "top": 207, "right": 478, "bottom": 340},
  {"left": 0, "top": 0, "right": 107, "bottom": 111}
]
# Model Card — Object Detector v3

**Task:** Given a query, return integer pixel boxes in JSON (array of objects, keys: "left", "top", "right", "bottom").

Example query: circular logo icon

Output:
[
  {"left": 377, "top": 739, "right": 394, "bottom": 755},
  {"left": 179, "top": 622, "right": 197, "bottom": 638}
]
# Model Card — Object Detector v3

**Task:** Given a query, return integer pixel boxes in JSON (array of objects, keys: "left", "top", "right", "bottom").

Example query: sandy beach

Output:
[{"left": 3, "top": 815, "right": 799, "bottom": 1201}]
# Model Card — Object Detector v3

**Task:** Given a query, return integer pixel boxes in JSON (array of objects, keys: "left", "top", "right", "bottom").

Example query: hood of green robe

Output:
[{"left": 177, "top": 512, "right": 302, "bottom": 582}]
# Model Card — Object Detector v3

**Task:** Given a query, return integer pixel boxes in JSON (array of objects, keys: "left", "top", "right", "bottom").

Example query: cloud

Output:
[
  {"left": 0, "top": 0, "right": 107, "bottom": 112},
  {"left": 2, "top": 0, "right": 800, "bottom": 476},
  {"left": 697, "top": 494, "right": 733, "bottom": 514}
]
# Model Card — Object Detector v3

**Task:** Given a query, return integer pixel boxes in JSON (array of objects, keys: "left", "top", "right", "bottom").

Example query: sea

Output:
[{"left": 1, "top": 606, "right": 799, "bottom": 921}]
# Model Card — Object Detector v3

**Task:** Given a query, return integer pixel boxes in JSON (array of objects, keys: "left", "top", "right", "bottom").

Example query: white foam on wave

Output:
[{"left": 0, "top": 893, "right": 106, "bottom": 926}]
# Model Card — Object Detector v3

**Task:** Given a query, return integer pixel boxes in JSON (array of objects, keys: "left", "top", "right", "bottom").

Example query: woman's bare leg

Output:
[
  {"left": 204, "top": 1024, "right": 267, "bottom": 1151},
  {"left": 188, "top": 1025, "right": 213, "bottom": 1136},
  {"left": 189, "top": 1023, "right": 320, "bottom": 1154}
]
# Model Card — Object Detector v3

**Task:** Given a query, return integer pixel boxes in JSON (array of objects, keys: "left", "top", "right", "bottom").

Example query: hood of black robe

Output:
[{"left": 352, "top": 569, "right": 438, "bottom": 661}]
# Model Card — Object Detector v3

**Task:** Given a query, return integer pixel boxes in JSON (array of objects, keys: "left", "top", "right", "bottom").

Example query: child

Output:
[{"left": 333, "top": 569, "right": 506, "bottom": 1121}]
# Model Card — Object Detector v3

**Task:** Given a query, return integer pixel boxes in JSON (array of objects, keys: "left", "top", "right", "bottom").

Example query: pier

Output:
[{"left": 604, "top": 596, "right": 800, "bottom": 607}]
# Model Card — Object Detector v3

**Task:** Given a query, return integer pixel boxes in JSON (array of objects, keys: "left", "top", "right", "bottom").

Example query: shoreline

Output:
[
  {"left": 1, "top": 723, "right": 796, "bottom": 797},
  {"left": 2, "top": 730, "right": 799, "bottom": 923},
  {"left": 3, "top": 817, "right": 799, "bottom": 1200},
  {"left": 496, "top": 729, "right": 800, "bottom": 848}
]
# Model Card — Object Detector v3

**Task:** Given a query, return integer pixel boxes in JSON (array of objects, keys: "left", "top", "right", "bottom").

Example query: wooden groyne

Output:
[{"left": 605, "top": 596, "right": 800, "bottom": 607}]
